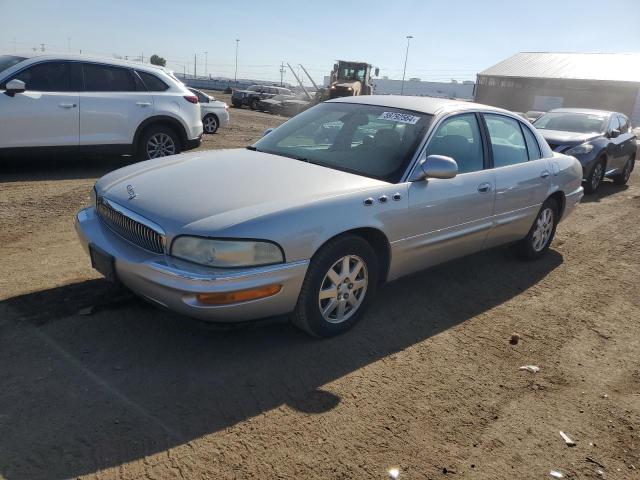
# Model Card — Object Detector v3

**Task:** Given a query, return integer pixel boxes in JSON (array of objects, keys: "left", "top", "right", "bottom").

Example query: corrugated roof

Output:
[{"left": 479, "top": 52, "right": 640, "bottom": 83}]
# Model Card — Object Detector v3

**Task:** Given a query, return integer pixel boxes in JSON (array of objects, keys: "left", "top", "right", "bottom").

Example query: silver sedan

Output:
[{"left": 76, "top": 96, "right": 584, "bottom": 337}]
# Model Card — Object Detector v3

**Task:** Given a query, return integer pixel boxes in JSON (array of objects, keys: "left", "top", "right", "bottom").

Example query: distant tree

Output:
[{"left": 150, "top": 54, "right": 166, "bottom": 67}]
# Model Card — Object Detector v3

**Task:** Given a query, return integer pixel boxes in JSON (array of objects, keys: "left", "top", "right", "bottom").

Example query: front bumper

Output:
[{"left": 75, "top": 207, "right": 308, "bottom": 322}]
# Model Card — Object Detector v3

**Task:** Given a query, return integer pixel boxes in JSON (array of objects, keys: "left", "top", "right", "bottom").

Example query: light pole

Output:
[
  {"left": 234, "top": 39, "right": 240, "bottom": 86},
  {"left": 400, "top": 35, "right": 413, "bottom": 96}
]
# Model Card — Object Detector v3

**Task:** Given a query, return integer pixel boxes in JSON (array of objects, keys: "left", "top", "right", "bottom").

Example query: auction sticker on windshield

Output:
[{"left": 378, "top": 112, "right": 421, "bottom": 124}]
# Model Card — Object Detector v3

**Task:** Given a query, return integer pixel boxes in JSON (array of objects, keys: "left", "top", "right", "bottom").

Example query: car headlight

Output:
[
  {"left": 566, "top": 143, "right": 594, "bottom": 155},
  {"left": 89, "top": 186, "right": 97, "bottom": 207},
  {"left": 171, "top": 237, "right": 284, "bottom": 268}
]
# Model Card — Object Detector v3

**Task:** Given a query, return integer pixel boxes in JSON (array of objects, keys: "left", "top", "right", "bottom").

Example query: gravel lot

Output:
[{"left": 1, "top": 97, "right": 639, "bottom": 479}]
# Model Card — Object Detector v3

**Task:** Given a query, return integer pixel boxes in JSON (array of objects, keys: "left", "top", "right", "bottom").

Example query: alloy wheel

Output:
[
  {"left": 146, "top": 133, "right": 176, "bottom": 159},
  {"left": 204, "top": 116, "right": 218, "bottom": 134},
  {"left": 318, "top": 255, "right": 368, "bottom": 324},
  {"left": 591, "top": 162, "right": 604, "bottom": 191},
  {"left": 532, "top": 207, "right": 554, "bottom": 252}
]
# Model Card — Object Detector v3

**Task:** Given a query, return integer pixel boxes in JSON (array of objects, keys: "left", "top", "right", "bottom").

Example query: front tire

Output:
[
  {"left": 139, "top": 126, "right": 181, "bottom": 160},
  {"left": 584, "top": 158, "right": 605, "bottom": 194},
  {"left": 516, "top": 199, "right": 558, "bottom": 260},
  {"left": 613, "top": 156, "right": 634, "bottom": 185},
  {"left": 249, "top": 98, "right": 259, "bottom": 110},
  {"left": 292, "top": 235, "right": 378, "bottom": 337},
  {"left": 203, "top": 114, "right": 219, "bottom": 134}
]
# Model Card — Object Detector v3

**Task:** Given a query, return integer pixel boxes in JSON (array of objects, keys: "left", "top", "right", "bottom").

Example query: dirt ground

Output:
[{"left": 0, "top": 98, "right": 639, "bottom": 480}]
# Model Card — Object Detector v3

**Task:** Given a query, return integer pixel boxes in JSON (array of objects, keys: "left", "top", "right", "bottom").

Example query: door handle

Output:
[
  {"left": 477, "top": 182, "right": 492, "bottom": 193},
  {"left": 58, "top": 103, "right": 77, "bottom": 108},
  {"left": 136, "top": 102, "right": 152, "bottom": 107},
  {"left": 540, "top": 170, "right": 550, "bottom": 178}
]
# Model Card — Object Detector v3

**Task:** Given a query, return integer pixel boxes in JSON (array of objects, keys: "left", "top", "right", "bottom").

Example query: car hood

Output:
[
  {"left": 538, "top": 129, "right": 603, "bottom": 146},
  {"left": 97, "top": 149, "right": 387, "bottom": 234}
]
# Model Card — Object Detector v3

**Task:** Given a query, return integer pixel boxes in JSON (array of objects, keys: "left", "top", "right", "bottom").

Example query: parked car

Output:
[
  {"left": 188, "top": 87, "right": 229, "bottom": 134},
  {"left": 231, "top": 84, "right": 294, "bottom": 110},
  {"left": 533, "top": 108, "right": 636, "bottom": 193},
  {"left": 76, "top": 96, "right": 583, "bottom": 337},
  {"left": 0, "top": 53, "right": 203, "bottom": 159},
  {"left": 258, "top": 93, "right": 311, "bottom": 116},
  {"left": 524, "top": 110, "right": 545, "bottom": 123}
]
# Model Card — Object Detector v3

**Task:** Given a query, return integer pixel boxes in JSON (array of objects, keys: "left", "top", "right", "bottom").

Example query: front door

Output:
[
  {"left": 395, "top": 113, "right": 496, "bottom": 277},
  {"left": 0, "top": 61, "right": 79, "bottom": 148}
]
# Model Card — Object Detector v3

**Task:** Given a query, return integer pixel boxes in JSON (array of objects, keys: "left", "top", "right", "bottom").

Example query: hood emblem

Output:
[{"left": 126, "top": 184, "right": 136, "bottom": 200}]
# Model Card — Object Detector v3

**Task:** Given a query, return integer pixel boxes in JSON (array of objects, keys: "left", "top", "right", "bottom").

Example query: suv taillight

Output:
[{"left": 183, "top": 95, "right": 199, "bottom": 104}]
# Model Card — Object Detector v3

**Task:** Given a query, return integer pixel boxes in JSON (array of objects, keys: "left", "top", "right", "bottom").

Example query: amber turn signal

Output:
[{"left": 196, "top": 284, "right": 282, "bottom": 305}]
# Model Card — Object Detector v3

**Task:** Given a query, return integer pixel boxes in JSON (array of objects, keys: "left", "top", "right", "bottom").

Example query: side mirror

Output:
[
  {"left": 263, "top": 128, "right": 274, "bottom": 137},
  {"left": 413, "top": 155, "right": 458, "bottom": 181},
  {"left": 610, "top": 129, "right": 620, "bottom": 138},
  {"left": 5, "top": 79, "right": 25, "bottom": 97},
  {"left": 374, "top": 67, "right": 380, "bottom": 77}
]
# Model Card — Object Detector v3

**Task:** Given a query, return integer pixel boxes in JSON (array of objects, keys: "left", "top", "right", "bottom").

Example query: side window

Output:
[
  {"left": 83, "top": 64, "right": 135, "bottom": 92},
  {"left": 424, "top": 113, "right": 484, "bottom": 174},
  {"left": 136, "top": 71, "right": 169, "bottom": 92},
  {"left": 11, "top": 62, "right": 70, "bottom": 91},
  {"left": 609, "top": 115, "right": 620, "bottom": 133},
  {"left": 521, "top": 124, "right": 542, "bottom": 160},
  {"left": 484, "top": 114, "right": 528, "bottom": 168},
  {"left": 617, "top": 115, "right": 629, "bottom": 134}
]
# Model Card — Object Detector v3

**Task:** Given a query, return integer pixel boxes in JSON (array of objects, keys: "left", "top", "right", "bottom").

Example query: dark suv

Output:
[
  {"left": 534, "top": 108, "right": 637, "bottom": 193},
  {"left": 231, "top": 84, "right": 293, "bottom": 110}
]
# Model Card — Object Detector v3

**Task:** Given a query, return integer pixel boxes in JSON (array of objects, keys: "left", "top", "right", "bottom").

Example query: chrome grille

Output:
[{"left": 97, "top": 199, "right": 165, "bottom": 254}]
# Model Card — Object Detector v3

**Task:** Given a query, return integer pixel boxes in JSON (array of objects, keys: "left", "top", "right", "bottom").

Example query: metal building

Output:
[{"left": 475, "top": 52, "right": 640, "bottom": 125}]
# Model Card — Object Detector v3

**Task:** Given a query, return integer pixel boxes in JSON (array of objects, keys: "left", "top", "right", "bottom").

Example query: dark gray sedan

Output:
[{"left": 534, "top": 108, "right": 637, "bottom": 193}]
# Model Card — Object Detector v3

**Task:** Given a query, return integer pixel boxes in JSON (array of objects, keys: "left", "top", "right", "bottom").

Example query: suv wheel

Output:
[
  {"left": 203, "top": 114, "right": 219, "bottom": 134},
  {"left": 291, "top": 235, "right": 378, "bottom": 337},
  {"left": 613, "top": 156, "right": 634, "bottom": 185},
  {"left": 140, "top": 126, "right": 181, "bottom": 160},
  {"left": 584, "top": 158, "right": 605, "bottom": 194},
  {"left": 249, "top": 98, "right": 259, "bottom": 110}
]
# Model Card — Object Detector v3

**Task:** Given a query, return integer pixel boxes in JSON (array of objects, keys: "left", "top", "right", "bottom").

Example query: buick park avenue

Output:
[{"left": 76, "top": 96, "right": 583, "bottom": 337}]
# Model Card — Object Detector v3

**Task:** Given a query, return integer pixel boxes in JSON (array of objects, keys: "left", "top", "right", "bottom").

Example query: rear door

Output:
[
  {"left": 0, "top": 61, "right": 79, "bottom": 148},
  {"left": 482, "top": 113, "right": 552, "bottom": 248},
  {"left": 79, "top": 63, "right": 153, "bottom": 146},
  {"left": 615, "top": 114, "right": 635, "bottom": 170}
]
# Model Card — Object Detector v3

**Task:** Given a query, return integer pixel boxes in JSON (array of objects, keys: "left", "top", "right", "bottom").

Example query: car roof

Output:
[
  {"left": 549, "top": 107, "right": 616, "bottom": 116},
  {"left": 11, "top": 52, "right": 170, "bottom": 74},
  {"left": 326, "top": 94, "right": 514, "bottom": 116}
]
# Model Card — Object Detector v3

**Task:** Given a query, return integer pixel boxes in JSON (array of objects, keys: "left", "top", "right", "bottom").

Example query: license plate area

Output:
[{"left": 89, "top": 244, "right": 117, "bottom": 282}]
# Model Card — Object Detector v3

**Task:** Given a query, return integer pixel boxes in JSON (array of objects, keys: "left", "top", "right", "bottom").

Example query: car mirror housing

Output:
[
  {"left": 413, "top": 155, "right": 458, "bottom": 181},
  {"left": 4, "top": 78, "right": 25, "bottom": 97},
  {"left": 610, "top": 129, "right": 621, "bottom": 138}
]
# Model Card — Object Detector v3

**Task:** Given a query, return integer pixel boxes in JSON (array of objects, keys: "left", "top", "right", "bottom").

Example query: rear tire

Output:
[
  {"left": 249, "top": 98, "right": 259, "bottom": 110},
  {"left": 203, "top": 114, "right": 219, "bottom": 134},
  {"left": 613, "top": 156, "right": 634, "bottom": 185},
  {"left": 138, "top": 126, "right": 181, "bottom": 160},
  {"left": 516, "top": 198, "right": 559, "bottom": 260},
  {"left": 584, "top": 158, "right": 605, "bottom": 194},
  {"left": 291, "top": 235, "right": 378, "bottom": 338}
]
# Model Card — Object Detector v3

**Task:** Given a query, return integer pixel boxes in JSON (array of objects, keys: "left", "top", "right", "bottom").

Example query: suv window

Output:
[
  {"left": 521, "top": 124, "right": 542, "bottom": 160},
  {"left": 83, "top": 63, "right": 135, "bottom": 92},
  {"left": 617, "top": 115, "right": 629, "bottom": 134},
  {"left": 484, "top": 114, "right": 528, "bottom": 167},
  {"left": 136, "top": 70, "right": 169, "bottom": 91},
  {"left": 424, "top": 113, "right": 484, "bottom": 174},
  {"left": 10, "top": 61, "right": 70, "bottom": 91}
]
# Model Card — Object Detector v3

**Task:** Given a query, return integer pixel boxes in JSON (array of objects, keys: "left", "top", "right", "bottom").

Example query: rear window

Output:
[
  {"left": 83, "top": 64, "right": 135, "bottom": 91},
  {"left": 137, "top": 70, "right": 169, "bottom": 91}
]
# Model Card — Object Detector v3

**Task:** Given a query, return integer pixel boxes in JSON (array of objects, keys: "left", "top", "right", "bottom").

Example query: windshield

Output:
[
  {"left": 0, "top": 55, "right": 26, "bottom": 77},
  {"left": 254, "top": 102, "right": 433, "bottom": 183},
  {"left": 534, "top": 112, "right": 608, "bottom": 134},
  {"left": 338, "top": 64, "right": 367, "bottom": 82}
]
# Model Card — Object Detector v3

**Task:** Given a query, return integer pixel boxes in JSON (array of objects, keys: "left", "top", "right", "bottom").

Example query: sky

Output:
[{"left": 2, "top": 0, "right": 639, "bottom": 85}]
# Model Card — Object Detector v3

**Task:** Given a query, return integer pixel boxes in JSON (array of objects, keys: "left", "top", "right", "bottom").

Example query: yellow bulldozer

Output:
[{"left": 327, "top": 60, "right": 379, "bottom": 99}]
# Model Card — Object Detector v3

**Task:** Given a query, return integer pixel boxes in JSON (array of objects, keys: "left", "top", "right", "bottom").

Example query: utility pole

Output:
[
  {"left": 40, "top": 43, "right": 45, "bottom": 52},
  {"left": 204, "top": 51, "right": 208, "bottom": 78},
  {"left": 400, "top": 35, "right": 413, "bottom": 96},
  {"left": 234, "top": 39, "right": 240, "bottom": 86},
  {"left": 194, "top": 53, "right": 197, "bottom": 78},
  {"left": 280, "top": 61, "right": 285, "bottom": 86},
  {"left": 141, "top": 52, "right": 144, "bottom": 63}
]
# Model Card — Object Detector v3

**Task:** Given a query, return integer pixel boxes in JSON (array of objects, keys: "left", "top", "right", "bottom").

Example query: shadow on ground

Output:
[
  {"left": 0, "top": 154, "right": 134, "bottom": 183},
  {"left": 580, "top": 180, "right": 630, "bottom": 203},
  {"left": 0, "top": 248, "right": 563, "bottom": 479}
]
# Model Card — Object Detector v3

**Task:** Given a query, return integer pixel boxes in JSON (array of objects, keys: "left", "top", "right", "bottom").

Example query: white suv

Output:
[{"left": 0, "top": 53, "right": 203, "bottom": 159}]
